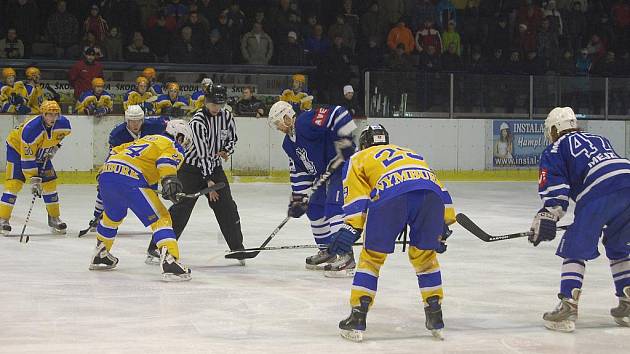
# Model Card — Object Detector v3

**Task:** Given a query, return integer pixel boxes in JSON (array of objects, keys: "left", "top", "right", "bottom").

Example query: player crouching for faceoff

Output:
[
  {"left": 267, "top": 100, "right": 357, "bottom": 276},
  {"left": 529, "top": 107, "right": 630, "bottom": 331},
  {"left": 1, "top": 100, "right": 71, "bottom": 235},
  {"left": 327, "top": 125, "right": 456, "bottom": 342},
  {"left": 89, "top": 120, "right": 193, "bottom": 282}
]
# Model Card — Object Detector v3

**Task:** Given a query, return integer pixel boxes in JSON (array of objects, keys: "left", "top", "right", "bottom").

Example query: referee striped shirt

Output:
[{"left": 185, "top": 108, "right": 237, "bottom": 179}]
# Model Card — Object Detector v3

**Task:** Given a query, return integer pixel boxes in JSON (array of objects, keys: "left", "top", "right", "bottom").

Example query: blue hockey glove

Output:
[
  {"left": 85, "top": 104, "right": 96, "bottom": 115},
  {"left": 10, "top": 94, "right": 24, "bottom": 106},
  {"left": 95, "top": 107, "right": 107, "bottom": 117},
  {"left": 287, "top": 193, "right": 308, "bottom": 218},
  {"left": 16, "top": 104, "right": 30, "bottom": 115},
  {"left": 529, "top": 208, "right": 559, "bottom": 246},
  {"left": 335, "top": 138, "right": 355, "bottom": 160},
  {"left": 328, "top": 224, "right": 362, "bottom": 255},
  {"left": 436, "top": 224, "right": 452, "bottom": 254}
]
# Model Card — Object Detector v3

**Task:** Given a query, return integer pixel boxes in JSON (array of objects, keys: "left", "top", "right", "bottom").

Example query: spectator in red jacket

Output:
[
  {"left": 68, "top": 47, "right": 104, "bottom": 99},
  {"left": 84, "top": 4, "right": 109, "bottom": 43}
]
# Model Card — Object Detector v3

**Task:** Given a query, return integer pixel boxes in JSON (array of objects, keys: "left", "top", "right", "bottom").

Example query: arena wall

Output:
[{"left": 0, "top": 115, "right": 628, "bottom": 177}]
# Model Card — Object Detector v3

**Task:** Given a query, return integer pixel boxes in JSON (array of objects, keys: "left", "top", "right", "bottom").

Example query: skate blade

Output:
[
  {"left": 340, "top": 329, "right": 363, "bottom": 342},
  {"left": 324, "top": 268, "right": 356, "bottom": 278},
  {"left": 544, "top": 320, "right": 576, "bottom": 332},
  {"left": 431, "top": 329, "right": 444, "bottom": 340},
  {"left": 305, "top": 264, "right": 327, "bottom": 271},
  {"left": 613, "top": 316, "right": 630, "bottom": 327},
  {"left": 89, "top": 264, "right": 117, "bottom": 271},
  {"left": 50, "top": 227, "right": 67, "bottom": 235},
  {"left": 145, "top": 256, "right": 160, "bottom": 265},
  {"left": 161, "top": 273, "right": 192, "bottom": 282},
  {"left": 238, "top": 259, "right": 246, "bottom": 266}
]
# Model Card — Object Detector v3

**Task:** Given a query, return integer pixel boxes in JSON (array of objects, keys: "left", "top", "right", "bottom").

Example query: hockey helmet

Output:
[
  {"left": 205, "top": 84, "right": 227, "bottom": 104},
  {"left": 545, "top": 107, "right": 577, "bottom": 141},
  {"left": 268, "top": 101, "right": 296, "bottom": 128},
  {"left": 359, "top": 124, "right": 389, "bottom": 150},
  {"left": 125, "top": 105, "right": 145, "bottom": 122},
  {"left": 201, "top": 78, "right": 213, "bottom": 89},
  {"left": 2, "top": 67, "right": 16, "bottom": 79},
  {"left": 26, "top": 67, "right": 40, "bottom": 80},
  {"left": 142, "top": 67, "right": 156, "bottom": 79},
  {"left": 165, "top": 119, "right": 193, "bottom": 149},
  {"left": 136, "top": 76, "right": 149, "bottom": 88},
  {"left": 40, "top": 100, "right": 61, "bottom": 115},
  {"left": 92, "top": 77, "right": 105, "bottom": 88},
  {"left": 292, "top": 74, "right": 305, "bottom": 83}
]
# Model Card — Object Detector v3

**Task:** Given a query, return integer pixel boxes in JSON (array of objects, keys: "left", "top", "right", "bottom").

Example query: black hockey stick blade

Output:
[
  {"left": 225, "top": 216, "right": 291, "bottom": 260},
  {"left": 456, "top": 213, "right": 532, "bottom": 242},
  {"left": 78, "top": 217, "right": 100, "bottom": 237},
  {"left": 225, "top": 241, "right": 409, "bottom": 257},
  {"left": 176, "top": 182, "right": 226, "bottom": 199}
]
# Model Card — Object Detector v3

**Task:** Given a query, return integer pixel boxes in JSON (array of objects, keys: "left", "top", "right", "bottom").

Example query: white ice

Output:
[{"left": 1, "top": 182, "right": 629, "bottom": 354}]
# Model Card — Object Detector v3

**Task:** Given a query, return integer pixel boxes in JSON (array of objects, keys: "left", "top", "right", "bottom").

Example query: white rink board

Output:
[{"left": 1, "top": 182, "right": 629, "bottom": 353}]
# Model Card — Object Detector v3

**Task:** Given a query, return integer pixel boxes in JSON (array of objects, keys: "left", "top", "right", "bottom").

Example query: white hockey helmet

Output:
[
  {"left": 545, "top": 107, "right": 578, "bottom": 141},
  {"left": 125, "top": 104, "right": 145, "bottom": 122},
  {"left": 165, "top": 119, "right": 193, "bottom": 150},
  {"left": 268, "top": 101, "right": 296, "bottom": 129},
  {"left": 201, "top": 78, "right": 213, "bottom": 88}
]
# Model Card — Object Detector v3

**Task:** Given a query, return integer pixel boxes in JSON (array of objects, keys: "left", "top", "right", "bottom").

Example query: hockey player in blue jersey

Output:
[
  {"left": 267, "top": 100, "right": 357, "bottom": 276},
  {"left": 529, "top": 107, "right": 630, "bottom": 332},
  {"left": 84, "top": 105, "right": 168, "bottom": 233}
]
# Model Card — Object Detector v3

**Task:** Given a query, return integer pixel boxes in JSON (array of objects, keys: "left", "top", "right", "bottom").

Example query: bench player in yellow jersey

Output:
[
  {"left": 327, "top": 124, "right": 456, "bottom": 341},
  {"left": 89, "top": 120, "right": 194, "bottom": 282},
  {"left": 1, "top": 100, "right": 71, "bottom": 235}
]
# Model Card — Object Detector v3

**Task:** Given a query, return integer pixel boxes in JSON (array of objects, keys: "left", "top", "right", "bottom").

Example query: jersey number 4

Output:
[
  {"left": 568, "top": 133, "right": 612, "bottom": 158},
  {"left": 375, "top": 147, "right": 423, "bottom": 167},
  {"left": 125, "top": 143, "right": 149, "bottom": 158}
]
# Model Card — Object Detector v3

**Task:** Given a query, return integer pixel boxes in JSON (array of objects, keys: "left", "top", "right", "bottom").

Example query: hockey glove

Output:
[
  {"left": 10, "top": 93, "right": 24, "bottom": 106},
  {"left": 529, "top": 208, "right": 559, "bottom": 246},
  {"left": 95, "top": 107, "right": 107, "bottom": 117},
  {"left": 16, "top": 104, "right": 30, "bottom": 115},
  {"left": 85, "top": 104, "right": 96, "bottom": 115},
  {"left": 30, "top": 177, "right": 43, "bottom": 197},
  {"left": 161, "top": 175, "right": 184, "bottom": 203},
  {"left": 335, "top": 138, "right": 355, "bottom": 161},
  {"left": 328, "top": 224, "right": 362, "bottom": 255},
  {"left": 436, "top": 224, "right": 452, "bottom": 254},
  {"left": 288, "top": 193, "right": 308, "bottom": 218}
]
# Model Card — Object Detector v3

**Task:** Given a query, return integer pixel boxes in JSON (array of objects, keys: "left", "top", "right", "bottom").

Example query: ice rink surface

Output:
[{"left": 1, "top": 182, "right": 628, "bottom": 354}]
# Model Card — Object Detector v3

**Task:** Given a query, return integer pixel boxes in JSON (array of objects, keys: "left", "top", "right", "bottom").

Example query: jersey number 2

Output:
[
  {"left": 375, "top": 148, "right": 423, "bottom": 167},
  {"left": 125, "top": 144, "right": 149, "bottom": 158}
]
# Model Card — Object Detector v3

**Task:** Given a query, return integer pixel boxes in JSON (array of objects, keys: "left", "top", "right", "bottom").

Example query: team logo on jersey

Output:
[
  {"left": 296, "top": 147, "right": 317, "bottom": 174},
  {"left": 538, "top": 169, "right": 547, "bottom": 188},
  {"left": 312, "top": 108, "right": 329, "bottom": 127}
]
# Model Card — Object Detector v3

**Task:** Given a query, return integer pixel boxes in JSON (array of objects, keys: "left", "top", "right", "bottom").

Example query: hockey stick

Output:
[
  {"left": 78, "top": 183, "right": 227, "bottom": 237},
  {"left": 456, "top": 213, "right": 570, "bottom": 242},
  {"left": 226, "top": 240, "right": 409, "bottom": 256},
  {"left": 225, "top": 156, "right": 346, "bottom": 260},
  {"left": 19, "top": 155, "right": 52, "bottom": 243}
]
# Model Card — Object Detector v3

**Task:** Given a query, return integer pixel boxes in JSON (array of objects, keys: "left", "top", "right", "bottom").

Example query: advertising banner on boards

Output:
[{"left": 491, "top": 119, "right": 549, "bottom": 168}]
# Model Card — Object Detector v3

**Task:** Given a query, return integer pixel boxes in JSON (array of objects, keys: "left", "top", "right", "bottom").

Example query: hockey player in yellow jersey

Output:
[
  {"left": 0, "top": 100, "right": 71, "bottom": 235},
  {"left": 189, "top": 77, "right": 213, "bottom": 113},
  {"left": 75, "top": 78, "right": 113, "bottom": 116},
  {"left": 279, "top": 74, "right": 313, "bottom": 114},
  {"left": 20, "top": 67, "right": 45, "bottom": 114},
  {"left": 90, "top": 119, "right": 194, "bottom": 281},
  {"left": 328, "top": 124, "right": 456, "bottom": 342},
  {"left": 154, "top": 82, "right": 189, "bottom": 116},
  {"left": 123, "top": 76, "right": 155, "bottom": 114},
  {"left": 0, "top": 67, "right": 29, "bottom": 114}
]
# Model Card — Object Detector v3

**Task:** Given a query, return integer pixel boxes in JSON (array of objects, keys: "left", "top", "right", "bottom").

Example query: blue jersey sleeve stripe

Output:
[
  {"left": 325, "top": 106, "right": 342, "bottom": 129},
  {"left": 156, "top": 158, "right": 178, "bottom": 166},
  {"left": 576, "top": 169, "right": 630, "bottom": 202},
  {"left": 539, "top": 184, "right": 570, "bottom": 195},
  {"left": 343, "top": 199, "right": 369, "bottom": 216}
]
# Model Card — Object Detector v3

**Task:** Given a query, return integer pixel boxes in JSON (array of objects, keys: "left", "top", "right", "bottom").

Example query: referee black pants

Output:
[{"left": 149, "top": 163, "right": 244, "bottom": 251}]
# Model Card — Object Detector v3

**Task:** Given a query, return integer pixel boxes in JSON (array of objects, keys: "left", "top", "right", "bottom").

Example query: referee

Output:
[{"left": 146, "top": 84, "right": 245, "bottom": 262}]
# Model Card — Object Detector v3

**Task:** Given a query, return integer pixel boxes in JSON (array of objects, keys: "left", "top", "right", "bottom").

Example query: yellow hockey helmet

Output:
[
  {"left": 92, "top": 77, "right": 105, "bottom": 88},
  {"left": 142, "top": 67, "right": 156, "bottom": 79},
  {"left": 136, "top": 76, "right": 149, "bottom": 85},
  {"left": 166, "top": 82, "right": 179, "bottom": 92},
  {"left": 2, "top": 67, "right": 16, "bottom": 79},
  {"left": 292, "top": 74, "right": 306, "bottom": 83},
  {"left": 25, "top": 67, "right": 40, "bottom": 79},
  {"left": 40, "top": 100, "right": 61, "bottom": 114}
]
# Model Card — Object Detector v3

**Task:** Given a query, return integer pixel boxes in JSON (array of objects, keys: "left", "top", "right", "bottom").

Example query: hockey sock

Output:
[
  {"left": 96, "top": 213, "right": 123, "bottom": 251},
  {"left": 310, "top": 217, "right": 331, "bottom": 248},
  {"left": 560, "top": 259, "right": 585, "bottom": 298},
  {"left": 350, "top": 248, "right": 387, "bottom": 309},
  {"left": 42, "top": 180, "right": 60, "bottom": 217},
  {"left": 93, "top": 190, "right": 104, "bottom": 218},
  {"left": 409, "top": 247, "right": 443, "bottom": 304},
  {"left": 610, "top": 256, "right": 630, "bottom": 297},
  {"left": 327, "top": 213, "right": 344, "bottom": 234},
  {"left": 0, "top": 179, "right": 24, "bottom": 219}
]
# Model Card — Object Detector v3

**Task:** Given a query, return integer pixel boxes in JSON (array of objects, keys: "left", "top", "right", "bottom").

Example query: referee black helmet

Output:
[{"left": 205, "top": 84, "right": 228, "bottom": 104}]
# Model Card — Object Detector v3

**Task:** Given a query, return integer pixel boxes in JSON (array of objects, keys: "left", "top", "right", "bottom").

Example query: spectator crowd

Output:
[{"left": 2, "top": 0, "right": 630, "bottom": 109}]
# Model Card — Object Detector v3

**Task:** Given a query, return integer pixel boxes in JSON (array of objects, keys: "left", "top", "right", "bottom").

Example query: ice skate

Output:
[
  {"left": 611, "top": 286, "right": 630, "bottom": 327},
  {"left": 89, "top": 241, "right": 118, "bottom": 270},
  {"left": 160, "top": 247, "right": 191, "bottom": 282},
  {"left": 0, "top": 218, "right": 11, "bottom": 236},
  {"left": 48, "top": 215, "right": 67, "bottom": 235},
  {"left": 543, "top": 289, "right": 580, "bottom": 332},
  {"left": 339, "top": 296, "right": 372, "bottom": 342},
  {"left": 145, "top": 246, "right": 160, "bottom": 265},
  {"left": 323, "top": 252, "right": 356, "bottom": 278},
  {"left": 424, "top": 296, "right": 445, "bottom": 340},
  {"left": 305, "top": 249, "right": 337, "bottom": 270}
]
